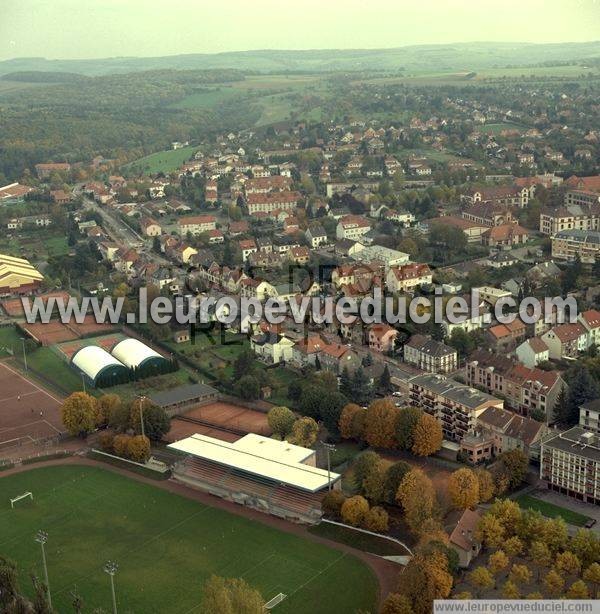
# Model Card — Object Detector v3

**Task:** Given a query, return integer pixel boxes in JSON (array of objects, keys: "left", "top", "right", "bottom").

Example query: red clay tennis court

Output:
[
  {"left": 0, "top": 291, "right": 70, "bottom": 317},
  {"left": 21, "top": 315, "right": 116, "bottom": 347},
  {"left": 0, "top": 362, "right": 64, "bottom": 450},
  {"left": 165, "top": 401, "right": 271, "bottom": 443}
]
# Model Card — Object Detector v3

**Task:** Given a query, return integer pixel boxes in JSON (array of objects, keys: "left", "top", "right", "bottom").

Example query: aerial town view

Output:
[{"left": 1, "top": 1, "right": 600, "bottom": 613}]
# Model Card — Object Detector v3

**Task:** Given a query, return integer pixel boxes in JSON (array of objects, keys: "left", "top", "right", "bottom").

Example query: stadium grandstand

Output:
[
  {"left": 71, "top": 345, "right": 130, "bottom": 388},
  {"left": 0, "top": 254, "right": 44, "bottom": 296},
  {"left": 169, "top": 433, "right": 340, "bottom": 523}
]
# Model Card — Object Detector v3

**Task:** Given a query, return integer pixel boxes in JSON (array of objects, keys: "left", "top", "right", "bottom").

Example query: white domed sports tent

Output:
[
  {"left": 71, "top": 345, "right": 129, "bottom": 387},
  {"left": 111, "top": 338, "right": 169, "bottom": 374}
]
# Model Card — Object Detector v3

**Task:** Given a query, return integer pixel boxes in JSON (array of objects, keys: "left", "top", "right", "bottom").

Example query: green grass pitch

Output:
[{"left": 0, "top": 465, "right": 377, "bottom": 613}]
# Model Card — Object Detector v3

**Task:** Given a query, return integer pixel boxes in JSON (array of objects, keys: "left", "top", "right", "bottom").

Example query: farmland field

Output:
[{"left": 0, "top": 465, "right": 377, "bottom": 613}]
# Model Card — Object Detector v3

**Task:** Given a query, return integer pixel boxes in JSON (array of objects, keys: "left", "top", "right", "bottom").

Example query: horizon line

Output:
[{"left": 2, "top": 39, "right": 599, "bottom": 64}]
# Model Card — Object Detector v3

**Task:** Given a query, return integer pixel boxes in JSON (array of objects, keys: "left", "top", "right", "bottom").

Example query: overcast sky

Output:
[{"left": 1, "top": 0, "right": 598, "bottom": 61}]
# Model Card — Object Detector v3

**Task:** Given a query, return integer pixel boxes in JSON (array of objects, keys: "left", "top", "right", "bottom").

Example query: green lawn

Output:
[
  {"left": 0, "top": 466, "right": 377, "bottom": 613},
  {"left": 515, "top": 494, "right": 592, "bottom": 527},
  {"left": 20, "top": 348, "right": 86, "bottom": 395},
  {"left": 0, "top": 326, "right": 23, "bottom": 357},
  {"left": 125, "top": 144, "right": 199, "bottom": 175}
]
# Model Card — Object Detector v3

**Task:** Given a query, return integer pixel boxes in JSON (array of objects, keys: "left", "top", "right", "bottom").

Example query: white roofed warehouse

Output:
[
  {"left": 71, "top": 345, "right": 130, "bottom": 388},
  {"left": 110, "top": 338, "right": 172, "bottom": 378}
]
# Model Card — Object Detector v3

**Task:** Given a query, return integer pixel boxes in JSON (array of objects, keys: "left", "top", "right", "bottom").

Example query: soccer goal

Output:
[
  {"left": 10, "top": 491, "right": 33, "bottom": 508},
  {"left": 264, "top": 593, "right": 287, "bottom": 610}
]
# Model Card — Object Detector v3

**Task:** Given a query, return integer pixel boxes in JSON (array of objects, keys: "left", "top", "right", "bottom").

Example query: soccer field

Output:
[{"left": 0, "top": 465, "right": 377, "bottom": 613}]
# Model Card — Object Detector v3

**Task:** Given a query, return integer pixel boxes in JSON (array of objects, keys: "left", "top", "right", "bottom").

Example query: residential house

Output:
[
  {"left": 306, "top": 224, "right": 328, "bottom": 248},
  {"left": 482, "top": 224, "right": 529, "bottom": 248},
  {"left": 250, "top": 332, "right": 295, "bottom": 364},
  {"left": 140, "top": 217, "right": 162, "bottom": 237},
  {"left": 485, "top": 319, "right": 527, "bottom": 352},
  {"left": 335, "top": 215, "right": 371, "bottom": 241},
  {"left": 515, "top": 337, "right": 550, "bottom": 368},
  {"left": 386, "top": 263, "right": 432, "bottom": 293},
  {"left": 446, "top": 509, "right": 482, "bottom": 568},
  {"left": 239, "top": 239, "right": 258, "bottom": 262},
  {"left": 579, "top": 309, "right": 600, "bottom": 349},
  {"left": 580, "top": 399, "right": 600, "bottom": 435},
  {"left": 368, "top": 323, "right": 397, "bottom": 353},
  {"left": 404, "top": 334, "right": 458, "bottom": 373},
  {"left": 541, "top": 323, "right": 588, "bottom": 359}
]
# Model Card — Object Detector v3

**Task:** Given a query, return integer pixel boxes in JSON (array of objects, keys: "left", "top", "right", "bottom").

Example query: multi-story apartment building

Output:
[
  {"left": 551, "top": 229, "right": 600, "bottom": 263},
  {"left": 246, "top": 191, "right": 299, "bottom": 216},
  {"left": 177, "top": 215, "right": 216, "bottom": 235},
  {"left": 540, "top": 201, "right": 600, "bottom": 236},
  {"left": 386, "top": 263, "right": 432, "bottom": 293},
  {"left": 540, "top": 427, "right": 600, "bottom": 505},
  {"left": 580, "top": 400, "right": 600, "bottom": 435},
  {"left": 408, "top": 373, "right": 503, "bottom": 441},
  {"left": 404, "top": 334, "right": 458, "bottom": 374},
  {"left": 336, "top": 215, "right": 372, "bottom": 240},
  {"left": 466, "top": 350, "right": 565, "bottom": 422}
]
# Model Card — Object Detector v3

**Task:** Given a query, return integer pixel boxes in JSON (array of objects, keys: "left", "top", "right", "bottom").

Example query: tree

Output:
[
  {"left": 341, "top": 495, "right": 370, "bottom": 527},
  {"left": 364, "top": 399, "right": 398, "bottom": 448},
  {"left": 553, "top": 384, "right": 570, "bottom": 424},
  {"left": 362, "top": 460, "right": 386, "bottom": 504},
  {"left": 395, "top": 406, "right": 422, "bottom": 450},
  {"left": 583, "top": 563, "right": 600, "bottom": 598},
  {"left": 200, "top": 575, "right": 263, "bottom": 614},
  {"left": 0, "top": 556, "right": 21, "bottom": 611},
  {"left": 321, "top": 490, "right": 346, "bottom": 519},
  {"left": 61, "top": 392, "right": 99, "bottom": 436},
  {"left": 380, "top": 594, "right": 414, "bottom": 614},
  {"left": 383, "top": 461, "right": 411, "bottom": 505},
  {"left": 396, "top": 552, "right": 452, "bottom": 614},
  {"left": 528, "top": 541, "right": 552, "bottom": 575},
  {"left": 397, "top": 469, "right": 437, "bottom": 534},
  {"left": 540, "top": 516, "right": 568, "bottom": 553},
  {"left": 338, "top": 403, "right": 363, "bottom": 440},
  {"left": 127, "top": 435, "right": 150, "bottom": 463},
  {"left": 495, "top": 449, "right": 528, "bottom": 490},
  {"left": 411, "top": 414, "right": 442, "bottom": 456},
  {"left": 555, "top": 551, "right": 581, "bottom": 576},
  {"left": 232, "top": 350, "right": 255, "bottom": 381},
  {"left": 566, "top": 580, "right": 589, "bottom": 599},
  {"left": 96, "top": 394, "right": 121, "bottom": 426},
  {"left": 378, "top": 365, "right": 392, "bottom": 393},
  {"left": 571, "top": 529, "right": 600, "bottom": 568},
  {"left": 31, "top": 574, "right": 53, "bottom": 614},
  {"left": 353, "top": 451, "right": 380, "bottom": 490},
  {"left": 474, "top": 468, "right": 495, "bottom": 503},
  {"left": 364, "top": 506, "right": 389, "bottom": 532},
  {"left": 476, "top": 514, "right": 505, "bottom": 549},
  {"left": 113, "top": 433, "right": 132, "bottom": 457},
  {"left": 128, "top": 399, "right": 170, "bottom": 441},
  {"left": 501, "top": 580, "right": 520, "bottom": 599},
  {"left": 543, "top": 569, "right": 564, "bottom": 597},
  {"left": 468, "top": 566, "right": 494, "bottom": 596},
  {"left": 488, "top": 550, "right": 509, "bottom": 576},
  {"left": 503, "top": 536, "right": 523, "bottom": 558},
  {"left": 267, "top": 406, "right": 296, "bottom": 439},
  {"left": 448, "top": 468, "right": 479, "bottom": 509},
  {"left": 235, "top": 374, "right": 260, "bottom": 400},
  {"left": 565, "top": 366, "right": 600, "bottom": 426},
  {"left": 509, "top": 563, "right": 532, "bottom": 586},
  {"left": 286, "top": 417, "right": 318, "bottom": 447}
]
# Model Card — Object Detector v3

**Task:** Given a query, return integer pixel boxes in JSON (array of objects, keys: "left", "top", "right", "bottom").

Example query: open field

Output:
[
  {"left": 515, "top": 494, "right": 592, "bottom": 527},
  {"left": 0, "top": 361, "right": 63, "bottom": 448},
  {"left": 125, "top": 144, "right": 199, "bottom": 175},
  {"left": 0, "top": 326, "right": 23, "bottom": 357},
  {"left": 0, "top": 229, "right": 70, "bottom": 262},
  {"left": 0, "top": 465, "right": 378, "bottom": 613}
]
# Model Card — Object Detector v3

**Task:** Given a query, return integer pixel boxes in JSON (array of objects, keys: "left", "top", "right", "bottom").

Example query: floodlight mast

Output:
[
  {"left": 34, "top": 530, "right": 51, "bottom": 608},
  {"left": 320, "top": 441, "right": 336, "bottom": 491},
  {"left": 104, "top": 560, "right": 119, "bottom": 614}
]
